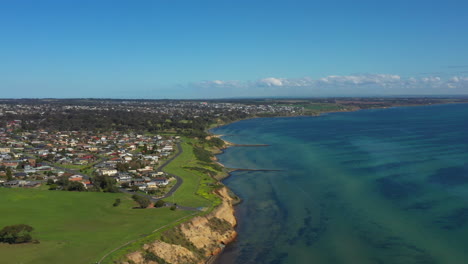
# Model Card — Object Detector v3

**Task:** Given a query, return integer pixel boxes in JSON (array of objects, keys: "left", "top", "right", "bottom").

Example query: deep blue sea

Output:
[{"left": 212, "top": 103, "right": 468, "bottom": 264}]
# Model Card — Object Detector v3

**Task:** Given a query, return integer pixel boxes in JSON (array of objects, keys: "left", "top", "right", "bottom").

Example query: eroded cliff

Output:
[{"left": 122, "top": 187, "right": 237, "bottom": 264}]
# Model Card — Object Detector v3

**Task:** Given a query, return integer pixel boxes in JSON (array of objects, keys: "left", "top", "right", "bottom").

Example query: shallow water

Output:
[{"left": 212, "top": 104, "right": 468, "bottom": 264}]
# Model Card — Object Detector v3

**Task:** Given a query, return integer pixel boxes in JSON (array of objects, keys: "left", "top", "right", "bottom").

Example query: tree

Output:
[
  {"left": 92, "top": 175, "right": 119, "bottom": 193},
  {"left": 56, "top": 175, "right": 69, "bottom": 187},
  {"left": 46, "top": 178, "right": 55, "bottom": 185},
  {"left": 6, "top": 167, "right": 12, "bottom": 181},
  {"left": 116, "top": 162, "right": 129, "bottom": 172},
  {"left": 0, "top": 224, "right": 35, "bottom": 244},
  {"left": 131, "top": 185, "right": 140, "bottom": 192},
  {"left": 67, "top": 181, "right": 86, "bottom": 192},
  {"left": 154, "top": 200, "right": 165, "bottom": 208},
  {"left": 131, "top": 194, "right": 151, "bottom": 208}
]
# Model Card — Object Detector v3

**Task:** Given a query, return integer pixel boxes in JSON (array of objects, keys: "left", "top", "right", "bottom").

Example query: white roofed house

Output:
[
  {"left": 146, "top": 181, "right": 158, "bottom": 190},
  {"left": 150, "top": 171, "right": 165, "bottom": 177},
  {"left": 127, "top": 144, "right": 137, "bottom": 151},
  {"left": 162, "top": 145, "right": 173, "bottom": 152},
  {"left": 144, "top": 155, "right": 159, "bottom": 163},
  {"left": 116, "top": 173, "right": 132, "bottom": 182},
  {"left": 98, "top": 168, "right": 118, "bottom": 176}
]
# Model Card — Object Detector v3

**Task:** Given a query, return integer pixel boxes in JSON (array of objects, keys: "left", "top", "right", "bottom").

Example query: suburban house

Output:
[
  {"left": 150, "top": 171, "right": 165, "bottom": 177},
  {"left": 153, "top": 177, "right": 169, "bottom": 186},
  {"left": 2, "top": 160, "right": 20, "bottom": 168},
  {"left": 162, "top": 145, "right": 173, "bottom": 152},
  {"left": 146, "top": 181, "right": 158, "bottom": 190},
  {"left": 0, "top": 147, "right": 11, "bottom": 153},
  {"left": 115, "top": 173, "right": 132, "bottom": 182},
  {"left": 3, "top": 180, "right": 27, "bottom": 187},
  {"left": 69, "top": 175, "right": 83, "bottom": 182},
  {"left": 98, "top": 168, "right": 118, "bottom": 176}
]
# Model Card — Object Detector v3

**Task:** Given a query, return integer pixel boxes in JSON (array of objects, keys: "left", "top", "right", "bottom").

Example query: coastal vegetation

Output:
[{"left": 163, "top": 139, "right": 224, "bottom": 208}]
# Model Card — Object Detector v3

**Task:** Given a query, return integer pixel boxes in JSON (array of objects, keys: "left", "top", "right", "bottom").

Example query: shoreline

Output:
[
  {"left": 207, "top": 101, "right": 465, "bottom": 135},
  {"left": 205, "top": 102, "right": 464, "bottom": 264}
]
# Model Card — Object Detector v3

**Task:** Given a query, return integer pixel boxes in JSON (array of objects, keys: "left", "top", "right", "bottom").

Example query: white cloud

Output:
[
  {"left": 317, "top": 74, "right": 401, "bottom": 86},
  {"left": 195, "top": 79, "right": 245, "bottom": 89},
  {"left": 421, "top": 76, "right": 441, "bottom": 82},
  {"left": 258, "top": 77, "right": 284, "bottom": 87},
  {"left": 191, "top": 74, "right": 468, "bottom": 95},
  {"left": 212, "top": 80, "right": 225, "bottom": 85}
]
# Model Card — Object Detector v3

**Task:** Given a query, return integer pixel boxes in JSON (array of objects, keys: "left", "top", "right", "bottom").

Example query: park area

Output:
[
  {"left": 0, "top": 187, "right": 192, "bottom": 264},
  {"left": 0, "top": 138, "right": 223, "bottom": 263}
]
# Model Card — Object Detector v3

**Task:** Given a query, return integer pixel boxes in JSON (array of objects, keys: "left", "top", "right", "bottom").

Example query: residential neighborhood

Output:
[{"left": 0, "top": 125, "right": 180, "bottom": 196}]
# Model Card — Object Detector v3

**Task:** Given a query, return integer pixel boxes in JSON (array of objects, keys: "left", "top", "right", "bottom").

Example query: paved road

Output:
[
  {"left": 43, "top": 162, "right": 90, "bottom": 179},
  {"left": 43, "top": 157, "right": 109, "bottom": 179}
]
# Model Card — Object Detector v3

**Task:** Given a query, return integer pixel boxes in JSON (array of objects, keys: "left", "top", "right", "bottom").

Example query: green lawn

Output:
[
  {"left": 0, "top": 138, "right": 220, "bottom": 263},
  {"left": 164, "top": 139, "right": 220, "bottom": 208},
  {"left": 0, "top": 188, "right": 192, "bottom": 264}
]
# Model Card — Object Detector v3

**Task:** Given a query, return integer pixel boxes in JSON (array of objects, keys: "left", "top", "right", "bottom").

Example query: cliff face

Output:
[{"left": 123, "top": 187, "right": 237, "bottom": 264}]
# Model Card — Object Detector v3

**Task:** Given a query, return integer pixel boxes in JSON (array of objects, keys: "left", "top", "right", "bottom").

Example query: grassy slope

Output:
[
  {"left": 0, "top": 189, "right": 192, "bottom": 264},
  {"left": 103, "top": 139, "right": 222, "bottom": 263},
  {"left": 164, "top": 139, "right": 220, "bottom": 208}
]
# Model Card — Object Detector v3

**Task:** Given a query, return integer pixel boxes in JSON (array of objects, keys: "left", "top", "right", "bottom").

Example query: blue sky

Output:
[{"left": 1, "top": 0, "right": 468, "bottom": 98}]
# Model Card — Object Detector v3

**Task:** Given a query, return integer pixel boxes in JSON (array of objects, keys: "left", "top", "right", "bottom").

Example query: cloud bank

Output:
[{"left": 192, "top": 74, "right": 468, "bottom": 96}]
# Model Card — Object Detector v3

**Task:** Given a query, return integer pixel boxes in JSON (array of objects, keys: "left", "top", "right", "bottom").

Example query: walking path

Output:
[{"left": 96, "top": 212, "right": 198, "bottom": 264}]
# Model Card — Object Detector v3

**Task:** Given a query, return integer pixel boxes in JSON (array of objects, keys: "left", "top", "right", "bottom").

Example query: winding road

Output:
[{"left": 119, "top": 141, "right": 201, "bottom": 211}]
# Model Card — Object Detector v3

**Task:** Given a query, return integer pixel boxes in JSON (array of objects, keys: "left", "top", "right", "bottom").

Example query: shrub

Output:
[
  {"left": 144, "top": 251, "right": 168, "bottom": 264},
  {"left": 131, "top": 195, "right": 151, "bottom": 208},
  {"left": 0, "top": 224, "right": 36, "bottom": 244},
  {"left": 113, "top": 198, "right": 121, "bottom": 207},
  {"left": 193, "top": 146, "right": 213, "bottom": 163},
  {"left": 67, "top": 181, "right": 86, "bottom": 192},
  {"left": 154, "top": 200, "right": 165, "bottom": 208}
]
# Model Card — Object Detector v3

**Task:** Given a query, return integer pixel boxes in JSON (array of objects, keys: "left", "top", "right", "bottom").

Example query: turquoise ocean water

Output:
[{"left": 212, "top": 103, "right": 468, "bottom": 264}]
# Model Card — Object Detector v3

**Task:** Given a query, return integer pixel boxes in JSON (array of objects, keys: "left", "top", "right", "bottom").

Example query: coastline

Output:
[{"left": 204, "top": 102, "right": 465, "bottom": 264}]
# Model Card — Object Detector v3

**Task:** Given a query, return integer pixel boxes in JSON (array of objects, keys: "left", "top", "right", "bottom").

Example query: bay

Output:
[{"left": 212, "top": 103, "right": 468, "bottom": 264}]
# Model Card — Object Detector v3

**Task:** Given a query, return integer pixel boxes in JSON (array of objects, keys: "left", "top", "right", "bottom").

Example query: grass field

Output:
[
  {"left": 100, "top": 139, "right": 222, "bottom": 263},
  {"left": 164, "top": 139, "right": 221, "bottom": 208},
  {"left": 0, "top": 188, "right": 192, "bottom": 264},
  {"left": 0, "top": 138, "right": 220, "bottom": 263}
]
